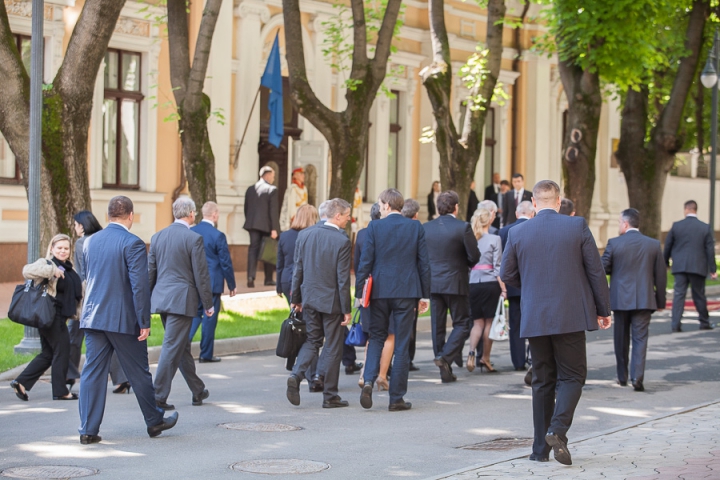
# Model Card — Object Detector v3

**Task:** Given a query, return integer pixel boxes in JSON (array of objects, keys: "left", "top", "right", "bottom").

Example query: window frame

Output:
[{"left": 388, "top": 90, "right": 402, "bottom": 190}]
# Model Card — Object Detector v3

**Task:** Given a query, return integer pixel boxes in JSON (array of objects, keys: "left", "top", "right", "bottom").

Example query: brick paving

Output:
[{"left": 434, "top": 402, "right": 720, "bottom": 479}]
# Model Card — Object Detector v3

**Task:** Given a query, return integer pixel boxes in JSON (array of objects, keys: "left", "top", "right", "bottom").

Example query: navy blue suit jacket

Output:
[
  {"left": 276, "top": 228, "right": 299, "bottom": 292},
  {"left": 354, "top": 227, "right": 369, "bottom": 274},
  {"left": 664, "top": 216, "right": 717, "bottom": 276},
  {"left": 355, "top": 213, "right": 431, "bottom": 300},
  {"left": 81, "top": 223, "right": 151, "bottom": 335},
  {"left": 191, "top": 221, "right": 236, "bottom": 294},
  {"left": 499, "top": 217, "right": 529, "bottom": 298},
  {"left": 500, "top": 209, "right": 610, "bottom": 338}
]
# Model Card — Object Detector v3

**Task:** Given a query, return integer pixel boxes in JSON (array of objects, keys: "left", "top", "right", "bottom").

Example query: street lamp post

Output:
[
  {"left": 701, "top": 28, "right": 719, "bottom": 237},
  {"left": 14, "top": 0, "right": 44, "bottom": 354}
]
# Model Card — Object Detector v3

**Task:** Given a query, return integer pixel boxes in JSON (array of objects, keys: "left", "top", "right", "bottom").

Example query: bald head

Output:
[
  {"left": 532, "top": 180, "right": 561, "bottom": 211},
  {"left": 516, "top": 200, "right": 535, "bottom": 218}
]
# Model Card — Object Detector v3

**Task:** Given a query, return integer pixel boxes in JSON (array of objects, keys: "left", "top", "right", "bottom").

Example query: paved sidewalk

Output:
[{"left": 434, "top": 401, "right": 720, "bottom": 479}]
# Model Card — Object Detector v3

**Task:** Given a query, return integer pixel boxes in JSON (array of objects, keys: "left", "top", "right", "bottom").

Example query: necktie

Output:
[{"left": 515, "top": 191, "right": 520, "bottom": 207}]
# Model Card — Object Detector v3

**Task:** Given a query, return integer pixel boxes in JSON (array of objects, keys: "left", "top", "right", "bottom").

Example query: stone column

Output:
[{"left": 523, "top": 52, "right": 552, "bottom": 185}]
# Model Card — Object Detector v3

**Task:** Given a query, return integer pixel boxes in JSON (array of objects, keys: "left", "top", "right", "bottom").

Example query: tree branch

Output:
[
  {"left": 371, "top": 0, "right": 402, "bottom": 74},
  {"left": 167, "top": 0, "right": 191, "bottom": 105},
  {"left": 185, "top": 0, "right": 223, "bottom": 113},
  {"left": 349, "top": 0, "right": 367, "bottom": 77}
]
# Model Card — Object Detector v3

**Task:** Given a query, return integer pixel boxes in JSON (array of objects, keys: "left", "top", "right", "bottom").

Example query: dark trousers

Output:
[
  {"left": 66, "top": 319, "right": 83, "bottom": 380},
  {"left": 508, "top": 297, "right": 527, "bottom": 370},
  {"left": 292, "top": 307, "right": 344, "bottom": 402},
  {"left": 154, "top": 314, "right": 205, "bottom": 403},
  {"left": 363, "top": 298, "right": 417, "bottom": 404},
  {"left": 430, "top": 293, "right": 471, "bottom": 363},
  {"left": 613, "top": 310, "right": 651, "bottom": 384},
  {"left": 247, "top": 229, "right": 275, "bottom": 282},
  {"left": 409, "top": 309, "right": 419, "bottom": 362},
  {"left": 528, "top": 331, "right": 587, "bottom": 457},
  {"left": 16, "top": 315, "right": 70, "bottom": 398},
  {"left": 672, "top": 273, "right": 710, "bottom": 329},
  {"left": 79, "top": 329, "right": 164, "bottom": 435},
  {"left": 189, "top": 293, "right": 222, "bottom": 360},
  {"left": 341, "top": 329, "right": 357, "bottom": 367}
]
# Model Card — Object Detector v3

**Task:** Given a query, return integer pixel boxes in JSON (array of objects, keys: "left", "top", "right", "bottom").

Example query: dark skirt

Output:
[{"left": 469, "top": 282, "right": 502, "bottom": 319}]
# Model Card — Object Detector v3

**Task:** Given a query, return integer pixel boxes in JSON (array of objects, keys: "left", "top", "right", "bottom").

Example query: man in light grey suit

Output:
[
  {"left": 150, "top": 197, "right": 214, "bottom": 410},
  {"left": 664, "top": 200, "right": 717, "bottom": 332},
  {"left": 79, "top": 196, "right": 178, "bottom": 444},
  {"left": 602, "top": 208, "right": 666, "bottom": 392},
  {"left": 501, "top": 180, "right": 611, "bottom": 466},
  {"left": 286, "top": 198, "right": 353, "bottom": 409}
]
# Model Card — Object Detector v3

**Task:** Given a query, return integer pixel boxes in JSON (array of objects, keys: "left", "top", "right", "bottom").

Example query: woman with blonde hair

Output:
[
  {"left": 11, "top": 234, "right": 83, "bottom": 401},
  {"left": 466, "top": 207, "right": 506, "bottom": 373}
]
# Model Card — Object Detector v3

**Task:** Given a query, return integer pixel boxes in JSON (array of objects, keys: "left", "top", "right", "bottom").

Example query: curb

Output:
[
  {"left": 425, "top": 399, "right": 720, "bottom": 480},
  {"left": 0, "top": 316, "right": 432, "bottom": 382}
]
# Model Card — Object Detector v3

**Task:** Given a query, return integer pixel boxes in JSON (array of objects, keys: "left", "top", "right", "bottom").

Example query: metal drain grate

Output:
[
  {"left": 230, "top": 459, "right": 330, "bottom": 474},
  {"left": 1, "top": 466, "right": 98, "bottom": 479},
  {"left": 457, "top": 437, "right": 533, "bottom": 451},
  {"left": 220, "top": 423, "right": 302, "bottom": 432}
]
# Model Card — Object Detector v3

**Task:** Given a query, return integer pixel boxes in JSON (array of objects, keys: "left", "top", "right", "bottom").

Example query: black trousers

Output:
[
  {"left": 16, "top": 315, "right": 71, "bottom": 398},
  {"left": 409, "top": 308, "right": 419, "bottom": 362},
  {"left": 613, "top": 310, "right": 652, "bottom": 384},
  {"left": 430, "top": 293, "right": 471, "bottom": 363},
  {"left": 672, "top": 272, "right": 710, "bottom": 329},
  {"left": 528, "top": 331, "right": 587, "bottom": 457},
  {"left": 247, "top": 229, "right": 275, "bottom": 281},
  {"left": 508, "top": 297, "right": 527, "bottom": 369}
]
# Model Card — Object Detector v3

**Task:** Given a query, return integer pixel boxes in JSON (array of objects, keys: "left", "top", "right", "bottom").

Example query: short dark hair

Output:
[
  {"left": 512, "top": 173, "right": 524, "bottom": 180},
  {"left": 684, "top": 200, "right": 698, "bottom": 212},
  {"left": 621, "top": 208, "right": 640, "bottom": 228},
  {"left": 559, "top": 198, "right": 575, "bottom": 216},
  {"left": 401, "top": 199, "right": 420, "bottom": 219},
  {"left": 73, "top": 210, "right": 103, "bottom": 236},
  {"left": 108, "top": 196, "right": 134, "bottom": 219},
  {"left": 378, "top": 188, "right": 404, "bottom": 212},
  {"left": 437, "top": 191, "right": 459, "bottom": 216},
  {"left": 500, "top": 180, "right": 510, "bottom": 187},
  {"left": 370, "top": 203, "right": 381, "bottom": 221}
]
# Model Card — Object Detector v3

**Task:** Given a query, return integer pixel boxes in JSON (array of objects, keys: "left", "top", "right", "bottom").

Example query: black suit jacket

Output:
[
  {"left": 500, "top": 209, "right": 610, "bottom": 338},
  {"left": 423, "top": 215, "right": 480, "bottom": 295},
  {"left": 243, "top": 179, "right": 280, "bottom": 234},
  {"left": 276, "top": 228, "right": 299, "bottom": 292},
  {"left": 502, "top": 189, "right": 533, "bottom": 226},
  {"left": 466, "top": 190, "right": 480, "bottom": 222},
  {"left": 427, "top": 192, "right": 437, "bottom": 221},
  {"left": 602, "top": 230, "right": 666, "bottom": 311},
  {"left": 498, "top": 217, "right": 529, "bottom": 297},
  {"left": 354, "top": 227, "right": 368, "bottom": 274},
  {"left": 484, "top": 184, "right": 498, "bottom": 202},
  {"left": 664, "top": 216, "right": 716, "bottom": 277}
]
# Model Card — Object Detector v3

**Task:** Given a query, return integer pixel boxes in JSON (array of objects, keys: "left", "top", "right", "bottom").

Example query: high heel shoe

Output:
[
  {"left": 376, "top": 377, "right": 389, "bottom": 391},
  {"left": 113, "top": 382, "right": 131, "bottom": 394},
  {"left": 466, "top": 351, "right": 476, "bottom": 372},
  {"left": 479, "top": 359, "right": 498, "bottom": 373}
]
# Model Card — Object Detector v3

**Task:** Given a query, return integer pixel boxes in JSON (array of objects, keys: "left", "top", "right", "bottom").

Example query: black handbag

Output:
[
  {"left": 8, "top": 279, "right": 56, "bottom": 329},
  {"left": 276, "top": 309, "right": 306, "bottom": 358}
]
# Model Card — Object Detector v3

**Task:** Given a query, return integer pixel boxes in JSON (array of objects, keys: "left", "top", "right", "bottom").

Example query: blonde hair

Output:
[
  {"left": 45, "top": 233, "right": 72, "bottom": 259},
  {"left": 471, "top": 207, "right": 493, "bottom": 240},
  {"left": 291, "top": 204, "right": 319, "bottom": 230}
]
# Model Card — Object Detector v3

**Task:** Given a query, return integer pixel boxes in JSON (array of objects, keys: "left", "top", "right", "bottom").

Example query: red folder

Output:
[{"left": 361, "top": 275, "right": 373, "bottom": 308}]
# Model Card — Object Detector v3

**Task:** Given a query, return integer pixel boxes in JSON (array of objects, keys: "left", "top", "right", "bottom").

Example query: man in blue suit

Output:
[
  {"left": 356, "top": 189, "right": 431, "bottom": 411},
  {"left": 501, "top": 181, "right": 611, "bottom": 466},
  {"left": 78, "top": 196, "right": 178, "bottom": 444},
  {"left": 189, "top": 202, "right": 237, "bottom": 363}
]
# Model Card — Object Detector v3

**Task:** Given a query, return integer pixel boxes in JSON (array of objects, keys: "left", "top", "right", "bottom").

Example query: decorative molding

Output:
[
  {"left": 114, "top": 16, "right": 151, "bottom": 37},
  {"left": 235, "top": 0, "right": 270, "bottom": 23}
]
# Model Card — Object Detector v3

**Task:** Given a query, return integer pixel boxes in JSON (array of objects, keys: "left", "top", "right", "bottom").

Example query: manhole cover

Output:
[
  {"left": 220, "top": 423, "right": 302, "bottom": 432},
  {"left": 1, "top": 466, "right": 98, "bottom": 479},
  {"left": 230, "top": 459, "right": 330, "bottom": 474},
  {"left": 457, "top": 437, "right": 533, "bottom": 451}
]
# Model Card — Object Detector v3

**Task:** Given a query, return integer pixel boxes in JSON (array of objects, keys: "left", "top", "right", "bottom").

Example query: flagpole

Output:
[{"left": 233, "top": 86, "right": 261, "bottom": 169}]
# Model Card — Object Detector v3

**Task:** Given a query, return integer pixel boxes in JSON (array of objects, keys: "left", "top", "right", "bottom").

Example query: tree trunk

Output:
[
  {"left": 421, "top": 0, "right": 505, "bottom": 220},
  {"left": 558, "top": 60, "right": 602, "bottom": 220},
  {"left": 178, "top": 94, "right": 216, "bottom": 208}
]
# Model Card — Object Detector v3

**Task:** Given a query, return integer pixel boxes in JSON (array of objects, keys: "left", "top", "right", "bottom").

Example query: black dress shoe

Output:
[
  {"left": 388, "top": 401, "right": 412, "bottom": 411},
  {"left": 632, "top": 379, "right": 644, "bottom": 392},
  {"left": 528, "top": 453, "right": 549, "bottom": 462},
  {"left": 264, "top": 280, "right": 276, "bottom": 286},
  {"left": 322, "top": 396, "right": 349, "bottom": 408},
  {"left": 53, "top": 393, "right": 78, "bottom": 400},
  {"left": 286, "top": 375, "right": 300, "bottom": 406},
  {"left": 545, "top": 433, "right": 572, "bottom": 465},
  {"left": 192, "top": 389, "right": 209, "bottom": 406},
  {"left": 10, "top": 381, "right": 28, "bottom": 401},
  {"left": 247, "top": 278, "right": 255, "bottom": 288},
  {"left": 80, "top": 434, "right": 101, "bottom": 445},
  {"left": 434, "top": 357, "right": 455, "bottom": 383},
  {"left": 199, "top": 356, "right": 221, "bottom": 363},
  {"left": 699, "top": 323, "right": 715, "bottom": 330},
  {"left": 147, "top": 411, "right": 179, "bottom": 438},
  {"left": 360, "top": 383, "right": 373, "bottom": 409},
  {"left": 672, "top": 326, "right": 682, "bottom": 332},
  {"left": 408, "top": 362, "right": 419, "bottom": 372},
  {"left": 617, "top": 380, "right": 628, "bottom": 387},
  {"left": 345, "top": 362, "right": 363, "bottom": 375},
  {"left": 156, "top": 400, "right": 175, "bottom": 410},
  {"left": 309, "top": 374, "right": 324, "bottom": 392}
]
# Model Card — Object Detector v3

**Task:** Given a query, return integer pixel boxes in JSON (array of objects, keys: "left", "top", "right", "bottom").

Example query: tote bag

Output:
[{"left": 488, "top": 296, "right": 509, "bottom": 341}]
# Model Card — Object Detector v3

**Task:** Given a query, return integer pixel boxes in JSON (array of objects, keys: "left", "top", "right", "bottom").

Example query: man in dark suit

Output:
[
  {"left": 424, "top": 191, "right": 480, "bottom": 383},
  {"left": 484, "top": 172, "right": 501, "bottom": 202},
  {"left": 466, "top": 181, "right": 480, "bottom": 222},
  {"left": 150, "top": 197, "right": 214, "bottom": 410},
  {"left": 286, "top": 198, "right": 353, "bottom": 408},
  {"left": 244, "top": 165, "right": 280, "bottom": 288},
  {"left": 602, "top": 208, "right": 666, "bottom": 392},
  {"left": 664, "top": 200, "right": 717, "bottom": 332},
  {"left": 189, "top": 201, "right": 237, "bottom": 363},
  {"left": 356, "top": 190, "right": 431, "bottom": 411},
  {"left": 501, "top": 180, "right": 611, "bottom": 466},
  {"left": 559, "top": 198, "right": 575, "bottom": 216},
  {"left": 498, "top": 200, "right": 535, "bottom": 372},
  {"left": 79, "top": 196, "right": 177, "bottom": 444},
  {"left": 502, "top": 173, "right": 533, "bottom": 226},
  {"left": 495, "top": 180, "right": 510, "bottom": 228},
  {"left": 401, "top": 199, "right": 422, "bottom": 371}
]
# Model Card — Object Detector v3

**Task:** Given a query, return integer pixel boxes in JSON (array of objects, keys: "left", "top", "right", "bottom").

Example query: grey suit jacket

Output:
[
  {"left": 664, "top": 216, "right": 716, "bottom": 277},
  {"left": 500, "top": 209, "right": 611, "bottom": 338},
  {"left": 148, "top": 222, "right": 213, "bottom": 317},
  {"left": 423, "top": 215, "right": 480, "bottom": 295},
  {"left": 243, "top": 179, "right": 280, "bottom": 233},
  {"left": 602, "top": 230, "right": 667, "bottom": 311},
  {"left": 291, "top": 223, "right": 352, "bottom": 314}
]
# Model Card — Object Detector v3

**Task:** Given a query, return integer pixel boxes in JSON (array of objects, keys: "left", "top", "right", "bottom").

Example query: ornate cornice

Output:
[
  {"left": 114, "top": 16, "right": 151, "bottom": 37},
  {"left": 234, "top": 0, "right": 270, "bottom": 23}
]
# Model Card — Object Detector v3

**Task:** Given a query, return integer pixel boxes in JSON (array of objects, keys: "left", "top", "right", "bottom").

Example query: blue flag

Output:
[{"left": 261, "top": 34, "right": 284, "bottom": 148}]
